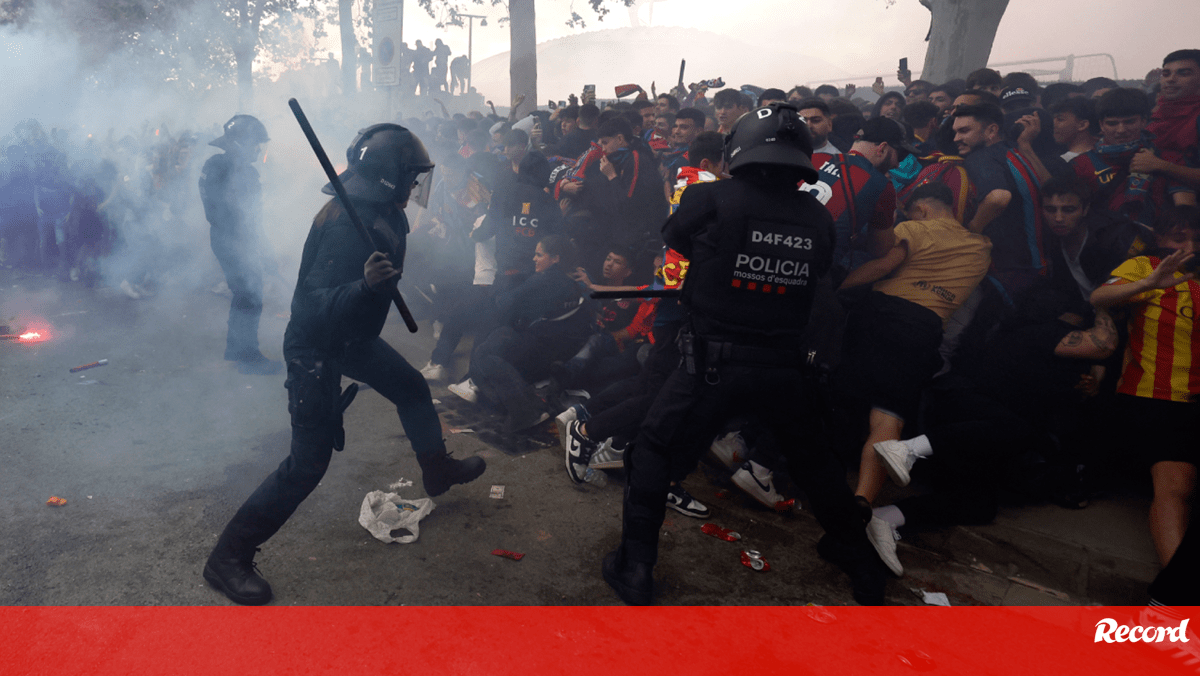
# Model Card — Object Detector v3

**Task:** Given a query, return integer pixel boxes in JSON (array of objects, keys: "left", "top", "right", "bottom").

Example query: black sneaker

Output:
[
  {"left": 203, "top": 554, "right": 273, "bottom": 606},
  {"left": 666, "top": 484, "right": 710, "bottom": 518},
  {"left": 816, "top": 533, "right": 889, "bottom": 605},
  {"left": 420, "top": 449, "right": 487, "bottom": 497},
  {"left": 602, "top": 549, "right": 654, "bottom": 606},
  {"left": 564, "top": 420, "right": 598, "bottom": 484}
]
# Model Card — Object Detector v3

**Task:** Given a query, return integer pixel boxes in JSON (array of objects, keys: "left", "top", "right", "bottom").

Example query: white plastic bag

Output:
[{"left": 358, "top": 491, "right": 435, "bottom": 544}]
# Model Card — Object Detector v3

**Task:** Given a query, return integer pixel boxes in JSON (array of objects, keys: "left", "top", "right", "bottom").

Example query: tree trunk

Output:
[
  {"left": 919, "top": 0, "right": 1010, "bottom": 83},
  {"left": 233, "top": 0, "right": 260, "bottom": 112},
  {"left": 509, "top": 0, "right": 536, "bottom": 119},
  {"left": 339, "top": 0, "right": 358, "bottom": 98}
]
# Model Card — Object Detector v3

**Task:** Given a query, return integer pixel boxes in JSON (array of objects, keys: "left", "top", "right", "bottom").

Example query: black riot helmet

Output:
[
  {"left": 324, "top": 123, "right": 436, "bottom": 206},
  {"left": 209, "top": 114, "right": 269, "bottom": 155},
  {"left": 723, "top": 103, "right": 817, "bottom": 183}
]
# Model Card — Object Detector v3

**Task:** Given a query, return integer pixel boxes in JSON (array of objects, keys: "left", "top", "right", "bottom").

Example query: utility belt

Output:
[
  {"left": 285, "top": 358, "right": 359, "bottom": 451},
  {"left": 677, "top": 326, "right": 804, "bottom": 385}
]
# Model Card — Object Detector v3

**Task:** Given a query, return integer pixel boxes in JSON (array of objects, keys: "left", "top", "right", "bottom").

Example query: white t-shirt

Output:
[
  {"left": 813, "top": 140, "right": 841, "bottom": 156},
  {"left": 471, "top": 214, "right": 497, "bottom": 285}
]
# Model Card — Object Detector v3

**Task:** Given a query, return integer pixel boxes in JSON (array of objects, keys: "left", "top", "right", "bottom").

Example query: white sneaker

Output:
[
  {"left": 874, "top": 439, "right": 917, "bottom": 487},
  {"left": 432, "top": 321, "right": 444, "bottom": 340},
  {"left": 447, "top": 378, "right": 478, "bottom": 403},
  {"left": 866, "top": 516, "right": 904, "bottom": 577},
  {"left": 554, "top": 406, "right": 578, "bottom": 444},
  {"left": 710, "top": 431, "right": 749, "bottom": 470},
  {"left": 563, "top": 420, "right": 598, "bottom": 484},
  {"left": 732, "top": 460, "right": 784, "bottom": 509},
  {"left": 419, "top": 361, "right": 446, "bottom": 381},
  {"left": 666, "top": 484, "right": 710, "bottom": 518}
]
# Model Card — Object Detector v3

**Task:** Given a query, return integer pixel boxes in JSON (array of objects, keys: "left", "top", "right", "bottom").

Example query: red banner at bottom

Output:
[{"left": 2, "top": 606, "right": 1197, "bottom": 674}]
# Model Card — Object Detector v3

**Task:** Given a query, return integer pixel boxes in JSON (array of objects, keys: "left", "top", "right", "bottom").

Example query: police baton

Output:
[
  {"left": 288, "top": 98, "right": 419, "bottom": 334},
  {"left": 590, "top": 289, "right": 682, "bottom": 299}
]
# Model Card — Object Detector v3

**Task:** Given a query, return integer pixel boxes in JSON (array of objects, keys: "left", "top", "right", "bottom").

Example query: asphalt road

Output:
[{"left": 1, "top": 266, "right": 950, "bottom": 607}]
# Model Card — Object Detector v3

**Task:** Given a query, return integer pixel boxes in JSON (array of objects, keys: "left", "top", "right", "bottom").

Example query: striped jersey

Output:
[
  {"left": 1107, "top": 255, "right": 1200, "bottom": 402},
  {"left": 896, "top": 154, "right": 977, "bottom": 226}
]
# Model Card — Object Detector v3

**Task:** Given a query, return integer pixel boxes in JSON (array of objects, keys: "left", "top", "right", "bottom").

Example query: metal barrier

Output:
[{"left": 804, "top": 53, "right": 1119, "bottom": 88}]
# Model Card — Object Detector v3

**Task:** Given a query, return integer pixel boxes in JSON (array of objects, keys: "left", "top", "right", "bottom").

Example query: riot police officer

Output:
[
  {"left": 203, "top": 124, "right": 487, "bottom": 605},
  {"left": 601, "top": 104, "right": 892, "bottom": 605},
  {"left": 199, "top": 114, "right": 280, "bottom": 375}
]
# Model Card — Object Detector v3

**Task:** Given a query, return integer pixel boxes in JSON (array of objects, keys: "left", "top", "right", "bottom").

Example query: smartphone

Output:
[
  {"left": 583, "top": 84, "right": 596, "bottom": 101},
  {"left": 899, "top": 57, "right": 908, "bottom": 72},
  {"left": 559, "top": 101, "right": 566, "bottom": 108}
]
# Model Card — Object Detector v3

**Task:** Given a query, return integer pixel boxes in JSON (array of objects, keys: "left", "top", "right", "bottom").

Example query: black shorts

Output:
[
  {"left": 1114, "top": 394, "right": 1200, "bottom": 467},
  {"left": 836, "top": 292, "right": 943, "bottom": 423}
]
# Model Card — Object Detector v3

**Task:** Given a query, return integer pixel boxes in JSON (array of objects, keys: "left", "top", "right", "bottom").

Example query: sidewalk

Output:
[{"left": 894, "top": 494, "right": 1160, "bottom": 606}]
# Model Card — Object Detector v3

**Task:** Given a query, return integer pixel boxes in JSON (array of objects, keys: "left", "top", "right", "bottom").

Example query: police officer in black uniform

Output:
[
  {"left": 601, "top": 104, "right": 892, "bottom": 605},
  {"left": 199, "top": 115, "right": 281, "bottom": 375},
  {"left": 203, "top": 124, "right": 487, "bottom": 605}
]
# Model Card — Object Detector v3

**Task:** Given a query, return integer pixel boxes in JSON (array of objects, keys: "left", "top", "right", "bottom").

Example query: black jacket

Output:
[
  {"left": 474, "top": 173, "right": 562, "bottom": 276},
  {"left": 199, "top": 152, "right": 261, "bottom": 238},
  {"left": 1047, "top": 209, "right": 1152, "bottom": 306},
  {"left": 576, "top": 144, "right": 668, "bottom": 252},
  {"left": 666, "top": 177, "right": 835, "bottom": 347},
  {"left": 283, "top": 199, "right": 407, "bottom": 358},
  {"left": 494, "top": 263, "right": 591, "bottom": 332}
]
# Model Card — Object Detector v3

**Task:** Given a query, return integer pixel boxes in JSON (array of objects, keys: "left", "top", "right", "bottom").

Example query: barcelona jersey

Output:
[{"left": 1107, "top": 255, "right": 1200, "bottom": 402}]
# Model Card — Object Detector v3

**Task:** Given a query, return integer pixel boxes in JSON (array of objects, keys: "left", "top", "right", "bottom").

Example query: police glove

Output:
[{"left": 364, "top": 251, "right": 400, "bottom": 292}]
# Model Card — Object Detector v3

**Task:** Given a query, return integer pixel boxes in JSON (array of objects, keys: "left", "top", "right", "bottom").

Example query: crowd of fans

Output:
[
  {"left": 0, "top": 120, "right": 216, "bottom": 296},
  {"left": 398, "top": 49, "right": 1200, "bottom": 595},
  {"left": 4, "top": 47, "right": 1198, "bottom": 602}
]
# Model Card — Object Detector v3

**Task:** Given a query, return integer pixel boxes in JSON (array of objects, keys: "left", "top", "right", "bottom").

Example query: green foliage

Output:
[{"left": 415, "top": 0, "right": 635, "bottom": 29}]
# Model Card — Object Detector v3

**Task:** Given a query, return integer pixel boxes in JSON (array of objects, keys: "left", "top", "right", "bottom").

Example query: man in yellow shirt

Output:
[{"left": 836, "top": 182, "right": 992, "bottom": 575}]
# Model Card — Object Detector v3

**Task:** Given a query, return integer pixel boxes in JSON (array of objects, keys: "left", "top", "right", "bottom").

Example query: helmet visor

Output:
[{"left": 410, "top": 169, "right": 434, "bottom": 209}]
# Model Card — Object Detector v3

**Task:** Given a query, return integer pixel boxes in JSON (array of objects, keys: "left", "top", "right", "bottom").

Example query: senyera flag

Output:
[{"left": 3, "top": 606, "right": 1197, "bottom": 674}]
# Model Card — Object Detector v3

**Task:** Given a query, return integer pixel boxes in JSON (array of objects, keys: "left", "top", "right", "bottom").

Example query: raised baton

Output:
[{"left": 288, "top": 98, "right": 419, "bottom": 333}]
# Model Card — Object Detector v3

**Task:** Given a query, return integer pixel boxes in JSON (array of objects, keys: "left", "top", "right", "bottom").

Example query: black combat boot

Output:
[
  {"left": 602, "top": 547, "right": 654, "bottom": 606},
  {"left": 203, "top": 548, "right": 273, "bottom": 606},
  {"left": 420, "top": 449, "right": 487, "bottom": 497}
]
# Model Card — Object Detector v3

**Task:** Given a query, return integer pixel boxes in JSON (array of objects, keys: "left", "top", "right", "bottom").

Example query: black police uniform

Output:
[
  {"left": 603, "top": 107, "right": 890, "bottom": 606},
  {"left": 199, "top": 139, "right": 268, "bottom": 367},
  {"left": 204, "top": 124, "right": 484, "bottom": 606}
]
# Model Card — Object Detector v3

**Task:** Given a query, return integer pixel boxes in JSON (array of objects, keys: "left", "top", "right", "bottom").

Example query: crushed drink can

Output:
[
  {"left": 700, "top": 523, "right": 741, "bottom": 541},
  {"left": 741, "top": 549, "right": 770, "bottom": 572},
  {"left": 46, "top": 496, "right": 68, "bottom": 507},
  {"left": 491, "top": 549, "right": 524, "bottom": 561}
]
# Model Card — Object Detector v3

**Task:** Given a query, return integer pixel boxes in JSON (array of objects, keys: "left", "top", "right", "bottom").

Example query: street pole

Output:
[{"left": 458, "top": 13, "right": 485, "bottom": 97}]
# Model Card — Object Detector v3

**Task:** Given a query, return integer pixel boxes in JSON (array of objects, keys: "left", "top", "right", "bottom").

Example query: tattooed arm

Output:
[{"left": 1054, "top": 309, "right": 1118, "bottom": 360}]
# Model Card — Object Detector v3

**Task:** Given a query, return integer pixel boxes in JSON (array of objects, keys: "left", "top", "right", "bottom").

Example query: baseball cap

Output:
[
  {"left": 855, "top": 117, "right": 921, "bottom": 158},
  {"left": 1000, "top": 87, "right": 1036, "bottom": 112}
]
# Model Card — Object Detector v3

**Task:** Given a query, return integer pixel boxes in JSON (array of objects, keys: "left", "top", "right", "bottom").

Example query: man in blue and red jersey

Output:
[
  {"left": 802, "top": 117, "right": 913, "bottom": 283},
  {"left": 1071, "top": 88, "right": 1196, "bottom": 229},
  {"left": 953, "top": 103, "right": 1048, "bottom": 297}
]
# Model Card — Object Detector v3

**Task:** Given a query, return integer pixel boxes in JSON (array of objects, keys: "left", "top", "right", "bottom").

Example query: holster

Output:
[
  {"left": 285, "top": 358, "right": 359, "bottom": 451},
  {"left": 676, "top": 328, "right": 697, "bottom": 376}
]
